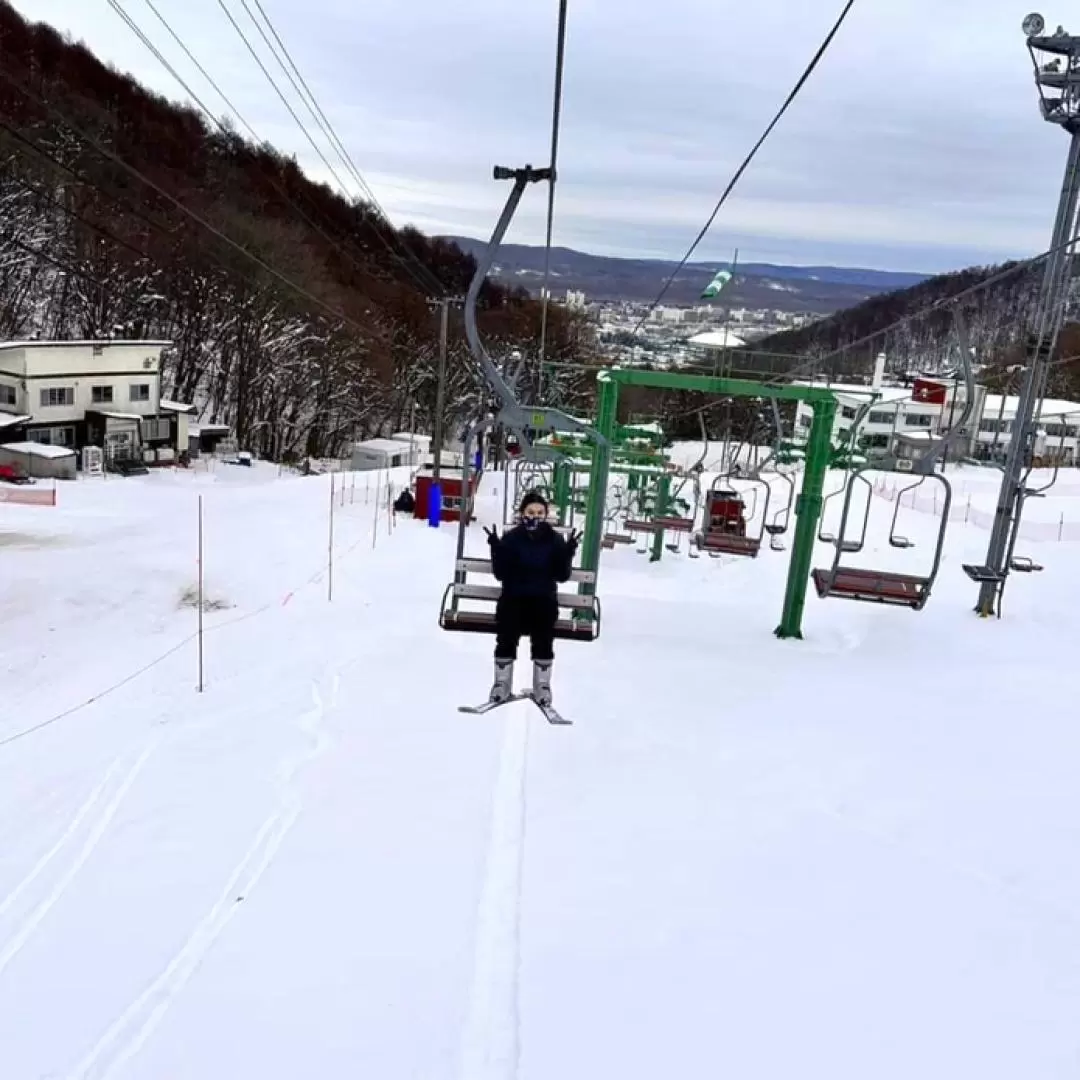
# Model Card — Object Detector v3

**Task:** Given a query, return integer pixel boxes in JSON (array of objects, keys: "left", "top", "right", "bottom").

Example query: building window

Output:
[
  {"left": 798, "top": 414, "right": 812, "bottom": 429},
  {"left": 904, "top": 413, "right": 932, "bottom": 427},
  {"left": 840, "top": 405, "right": 857, "bottom": 420},
  {"left": 40, "top": 387, "right": 75, "bottom": 407},
  {"left": 867, "top": 410, "right": 894, "bottom": 425},
  {"left": 859, "top": 433, "right": 890, "bottom": 449},
  {"left": 129, "top": 384, "right": 151, "bottom": 403},
  {"left": 91, "top": 385, "right": 114, "bottom": 404},
  {"left": 34, "top": 425, "right": 75, "bottom": 447},
  {"left": 0, "top": 384, "right": 15, "bottom": 406},
  {"left": 143, "top": 418, "right": 171, "bottom": 441}
]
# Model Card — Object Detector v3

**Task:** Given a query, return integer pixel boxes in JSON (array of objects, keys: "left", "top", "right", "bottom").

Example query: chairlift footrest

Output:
[{"left": 962, "top": 564, "right": 1006, "bottom": 583}]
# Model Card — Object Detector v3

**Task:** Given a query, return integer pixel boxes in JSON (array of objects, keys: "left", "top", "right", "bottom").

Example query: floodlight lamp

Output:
[{"left": 1022, "top": 12, "right": 1045, "bottom": 37}]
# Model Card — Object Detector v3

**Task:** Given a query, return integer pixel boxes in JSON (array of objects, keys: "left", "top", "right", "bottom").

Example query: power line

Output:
[
  {"left": 2, "top": 161, "right": 158, "bottom": 263},
  {"left": 241, "top": 0, "right": 447, "bottom": 296},
  {"left": 1, "top": 230, "right": 108, "bottom": 289},
  {"left": 107, "top": 0, "right": 406, "bottom": 292},
  {"left": 2, "top": 115, "right": 401, "bottom": 343},
  {"left": 0, "top": 64, "right": 377, "bottom": 334},
  {"left": 537, "top": 0, "right": 569, "bottom": 393},
  {"left": 0, "top": 120, "right": 185, "bottom": 246},
  {"left": 213, "top": 0, "right": 446, "bottom": 297},
  {"left": 632, "top": 0, "right": 857, "bottom": 334}
]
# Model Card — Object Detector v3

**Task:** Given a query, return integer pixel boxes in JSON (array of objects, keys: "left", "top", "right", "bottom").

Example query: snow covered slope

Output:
[{"left": 1, "top": 459, "right": 1079, "bottom": 1079}]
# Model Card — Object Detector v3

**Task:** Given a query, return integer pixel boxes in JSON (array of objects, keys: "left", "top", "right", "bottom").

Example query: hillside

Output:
[
  {"left": 751, "top": 258, "right": 1080, "bottom": 400},
  {"left": 440, "top": 235, "right": 930, "bottom": 315},
  {"left": 0, "top": 2, "right": 592, "bottom": 459}
]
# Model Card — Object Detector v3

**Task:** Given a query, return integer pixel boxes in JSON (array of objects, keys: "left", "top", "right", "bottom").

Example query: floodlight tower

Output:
[{"left": 972, "top": 14, "right": 1080, "bottom": 615}]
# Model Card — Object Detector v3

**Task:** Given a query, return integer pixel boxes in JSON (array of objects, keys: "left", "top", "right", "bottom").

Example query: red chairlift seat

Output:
[
  {"left": 695, "top": 531, "right": 762, "bottom": 557},
  {"left": 651, "top": 515, "right": 695, "bottom": 532},
  {"left": 811, "top": 566, "right": 929, "bottom": 609}
]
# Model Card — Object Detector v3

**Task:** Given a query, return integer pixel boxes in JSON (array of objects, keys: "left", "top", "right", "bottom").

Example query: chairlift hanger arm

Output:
[{"left": 463, "top": 164, "right": 553, "bottom": 413}]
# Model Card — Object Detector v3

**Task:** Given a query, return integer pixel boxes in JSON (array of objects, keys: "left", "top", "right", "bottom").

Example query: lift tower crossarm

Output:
[{"left": 598, "top": 366, "right": 839, "bottom": 406}]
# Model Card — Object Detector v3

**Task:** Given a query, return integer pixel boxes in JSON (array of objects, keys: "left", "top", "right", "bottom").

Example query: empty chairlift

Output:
[
  {"left": 811, "top": 309, "right": 976, "bottom": 612},
  {"left": 693, "top": 473, "right": 770, "bottom": 557}
]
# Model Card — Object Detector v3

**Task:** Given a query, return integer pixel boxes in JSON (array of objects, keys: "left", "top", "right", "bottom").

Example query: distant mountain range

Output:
[{"left": 440, "top": 236, "right": 931, "bottom": 316}]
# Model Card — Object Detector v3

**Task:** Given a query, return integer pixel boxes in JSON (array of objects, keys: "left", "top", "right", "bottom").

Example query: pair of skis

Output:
[{"left": 458, "top": 691, "right": 571, "bottom": 725}]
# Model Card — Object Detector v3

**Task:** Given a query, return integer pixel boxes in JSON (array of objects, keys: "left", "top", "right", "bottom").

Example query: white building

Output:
[
  {"left": 791, "top": 353, "right": 988, "bottom": 459},
  {"left": 0, "top": 340, "right": 194, "bottom": 469},
  {"left": 976, "top": 394, "right": 1080, "bottom": 465},
  {"left": 350, "top": 437, "right": 421, "bottom": 472},
  {"left": 686, "top": 328, "right": 748, "bottom": 355}
]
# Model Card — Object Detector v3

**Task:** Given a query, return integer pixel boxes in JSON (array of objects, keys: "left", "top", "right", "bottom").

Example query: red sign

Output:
[{"left": 912, "top": 378, "right": 948, "bottom": 406}]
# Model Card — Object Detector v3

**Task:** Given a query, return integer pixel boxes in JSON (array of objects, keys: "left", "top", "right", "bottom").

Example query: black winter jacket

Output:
[{"left": 490, "top": 522, "right": 574, "bottom": 598}]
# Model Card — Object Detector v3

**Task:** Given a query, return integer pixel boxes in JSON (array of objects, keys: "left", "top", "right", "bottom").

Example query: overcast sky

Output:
[{"left": 9, "top": 0, "right": 1075, "bottom": 272}]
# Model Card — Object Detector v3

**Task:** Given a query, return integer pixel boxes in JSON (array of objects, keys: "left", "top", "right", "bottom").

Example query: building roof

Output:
[
  {"left": 793, "top": 380, "right": 910, "bottom": 405},
  {"left": 353, "top": 438, "right": 417, "bottom": 454},
  {"left": 0, "top": 440, "right": 75, "bottom": 458},
  {"left": 982, "top": 393, "right": 1080, "bottom": 419},
  {"left": 0, "top": 339, "right": 172, "bottom": 351},
  {"left": 160, "top": 398, "right": 197, "bottom": 413},
  {"left": 96, "top": 410, "right": 146, "bottom": 422},
  {"left": 0, "top": 412, "right": 31, "bottom": 428},
  {"left": 686, "top": 329, "right": 747, "bottom": 350}
]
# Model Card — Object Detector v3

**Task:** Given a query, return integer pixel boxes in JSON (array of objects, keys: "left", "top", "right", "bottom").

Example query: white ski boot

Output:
[
  {"left": 489, "top": 659, "right": 514, "bottom": 704},
  {"left": 532, "top": 660, "right": 553, "bottom": 707}
]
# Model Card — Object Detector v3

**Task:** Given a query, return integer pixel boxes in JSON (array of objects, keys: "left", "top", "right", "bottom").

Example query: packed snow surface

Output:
[{"left": 2, "top": 456, "right": 1080, "bottom": 1079}]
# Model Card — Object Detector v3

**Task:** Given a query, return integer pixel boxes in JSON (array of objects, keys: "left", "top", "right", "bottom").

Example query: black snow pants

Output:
[{"left": 494, "top": 594, "right": 558, "bottom": 662}]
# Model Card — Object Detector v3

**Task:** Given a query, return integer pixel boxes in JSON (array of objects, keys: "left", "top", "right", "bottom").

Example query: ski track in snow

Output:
[
  {"left": 0, "top": 737, "right": 160, "bottom": 980},
  {"left": 63, "top": 672, "right": 339, "bottom": 1080},
  {"left": 459, "top": 708, "right": 531, "bottom": 1080}
]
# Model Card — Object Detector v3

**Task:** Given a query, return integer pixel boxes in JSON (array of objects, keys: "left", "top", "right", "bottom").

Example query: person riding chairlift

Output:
[{"left": 483, "top": 492, "right": 580, "bottom": 706}]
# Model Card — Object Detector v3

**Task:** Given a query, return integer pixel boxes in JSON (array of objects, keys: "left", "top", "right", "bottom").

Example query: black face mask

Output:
[{"left": 522, "top": 516, "right": 542, "bottom": 531}]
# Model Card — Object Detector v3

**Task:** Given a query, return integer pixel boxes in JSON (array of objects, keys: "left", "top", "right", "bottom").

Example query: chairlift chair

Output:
[
  {"left": 813, "top": 308, "right": 976, "bottom": 612},
  {"left": 694, "top": 474, "right": 771, "bottom": 557},
  {"left": 763, "top": 470, "right": 795, "bottom": 552},
  {"left": 439, "top": 163, "right": 612, "bottom": 644},
  {"left": 817, "top": 476, "right": 872, "bottom": 553},
  {"left": 887, "top": 476, "right": 928, "bottom": 550},
  {"left": 440, "top": 423, "right": 602, "bottom": 641}
]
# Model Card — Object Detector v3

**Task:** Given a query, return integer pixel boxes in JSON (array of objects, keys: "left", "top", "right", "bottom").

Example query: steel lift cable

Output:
[{"left": 632, "top": 0, "right": 857, "bottom": 335}]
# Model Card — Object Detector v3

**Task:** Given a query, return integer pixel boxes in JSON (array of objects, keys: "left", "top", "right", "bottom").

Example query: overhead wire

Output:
[
  {"left": 1, "top": 231, "right": 108, "bottom": 288},
  {"left": 537, "top": 0, "right": 569, "bottom": 396},
  {"left": 244, "top": 0, "right": 412, "bottom": 233},
  {"left": 632, "top": 0, "right": 857, "bottom": 335},
  {"left": 216, "top": 0, "right": 447, "bottom": 297},
  {"left": 768, "top": 231, "right": 1080, "bottom": 392},
  {"left": 0, "top": 64, "right": 380, "bottom": 334},
  {"left": 3, "top": 164, "right": 161, "bottom": 263},
  {"left": 108, "top": 0, "right": 415, "bottom": 293}
]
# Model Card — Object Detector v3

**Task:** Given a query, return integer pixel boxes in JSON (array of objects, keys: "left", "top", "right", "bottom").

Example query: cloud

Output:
[{"left": 9, "top": 0, "right": 1073, "bottom": 272}]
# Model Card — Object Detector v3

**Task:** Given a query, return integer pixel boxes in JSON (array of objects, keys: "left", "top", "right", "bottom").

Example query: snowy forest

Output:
[
  {"left": 0, "top": 1, "right": 596, "bottom": 459},
  {"left": 756, "top": 259, "right": 1080, "bottom": 401}
]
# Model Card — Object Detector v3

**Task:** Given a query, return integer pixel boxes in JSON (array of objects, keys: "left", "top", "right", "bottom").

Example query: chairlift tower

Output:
[{"left": 973, "top": 15, "right": 1080, "bottom": 616}]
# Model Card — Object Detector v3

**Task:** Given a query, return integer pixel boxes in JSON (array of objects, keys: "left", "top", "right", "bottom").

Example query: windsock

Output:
[{"left": 700, "top": 269, "right": 733, "bottom": 299}]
